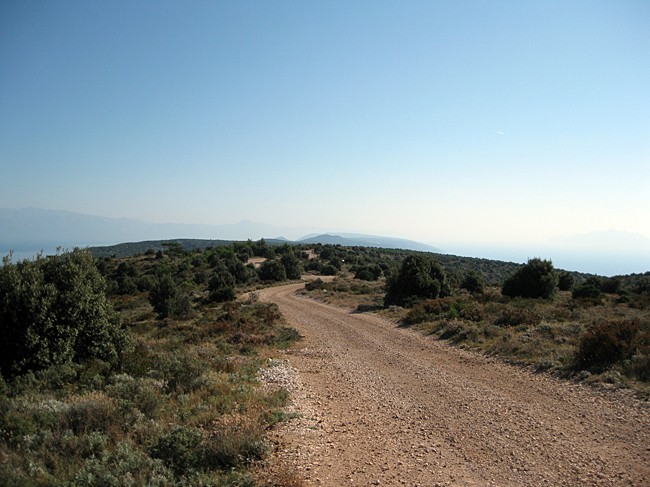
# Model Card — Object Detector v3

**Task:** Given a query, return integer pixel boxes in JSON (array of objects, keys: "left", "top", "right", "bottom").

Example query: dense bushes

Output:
[
  {"left": 502, "top": 258, "right": 558, "bottom": 299},
  {"left": 384, "top": 255, "right": 451, "bottom": 307},
  {"left": 0, "top": 243, "right": 301, "bottom": 485},
  {"left": 0, "top": 250, "right": 127, "bottom": 377}
]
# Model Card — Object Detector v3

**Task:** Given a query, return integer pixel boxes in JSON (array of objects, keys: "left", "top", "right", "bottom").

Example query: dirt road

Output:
[{"left": 258, "top": 282, "right": 649, "bottom": 486}]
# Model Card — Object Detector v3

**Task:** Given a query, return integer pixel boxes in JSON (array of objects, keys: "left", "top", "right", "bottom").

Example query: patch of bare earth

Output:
[{"left": 256, "top": 282, "right": 649, "bottom": 486}]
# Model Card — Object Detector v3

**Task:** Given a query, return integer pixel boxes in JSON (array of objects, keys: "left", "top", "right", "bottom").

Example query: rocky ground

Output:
[{"left": 256, "top": 282, "right": 649, "bottom": 486}]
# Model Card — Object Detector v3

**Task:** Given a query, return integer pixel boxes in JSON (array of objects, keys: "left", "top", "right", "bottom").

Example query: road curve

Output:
[{"left": 259, "top": 282, "right": 649, "bottom": 486}]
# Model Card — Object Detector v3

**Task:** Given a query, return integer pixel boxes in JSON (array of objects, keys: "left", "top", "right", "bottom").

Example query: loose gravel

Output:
[{"left": 257, "top": 282, "right": 650, "bottom": 486}]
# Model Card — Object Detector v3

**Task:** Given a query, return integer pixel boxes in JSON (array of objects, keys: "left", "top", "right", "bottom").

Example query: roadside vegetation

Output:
[
  {"left": 0, "top": 242, "right": 305, "bottom": 486},
  {"left": 2, "top": 239, "right": 649, "bottom": 484},
  {"left": 300, "top": 250, "right": 650, "bottom": 398}
]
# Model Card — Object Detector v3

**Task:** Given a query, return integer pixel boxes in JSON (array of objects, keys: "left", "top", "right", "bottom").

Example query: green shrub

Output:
[
  {"left": 148, "top": 274, "right": 190, "bottom": 319},
  {"left": 148, "top": 352, "right": 205, "bottom": 394},
  {"left": 625, "top": 351, "right": 650, "bottom": 381},
  {"left": 258, "top": 260, "right": 286, "bottom": 282},
  {"left": 303, "top": 260, "right": 321, "bottom": 273},
  {"left": 150, "top": 426, "right": 205, "bottom": 476},
  {"left": 76, "top": 440, "right": 172, "bottom": 486},
  {"left": 208, "top": 270, "right": 236, "bottom": 303},
  {"left": 502, "top": 258, "right": 558, "bottom": 299},
  {"left": 384, "top": 255, "right": 451, "bottom": 307},
  {"left": 558, "top": 272, "right": 575, "bottom": 291},
  {"left": 600, "top": 277, "right": 622, "bottom": 294},
  {"left": 280, "top": 251, "right": 302, "bottom": 280},
  {"left": 460, "top": 271, "right": 485, "bottom": 294},
  {"left": 274, "top": 326, "right": 300, "bottom": 348},
  {"left": 572, "top": 283, "right": 602, "bottom": 300},
  {"left": 354, "top": 265, "right": 382, "bottom": 281},
  {"left": 0, "top": 250, "right": 126, "bottom": 377},
  {"left": 320, "top": 264, "right": 339, "bottom": 276},
  {"left": 106, "top": 374, "right": 165, "bottom": 419}
]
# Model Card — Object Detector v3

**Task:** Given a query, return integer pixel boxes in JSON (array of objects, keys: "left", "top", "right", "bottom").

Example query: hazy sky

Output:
[{"left": 1, "top": 0, "right": 649, "bottom": 247}]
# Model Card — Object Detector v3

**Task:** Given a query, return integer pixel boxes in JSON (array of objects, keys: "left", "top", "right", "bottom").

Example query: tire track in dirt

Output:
[{"left": 259, "top": 282, "right": 649, "bottom": 486}]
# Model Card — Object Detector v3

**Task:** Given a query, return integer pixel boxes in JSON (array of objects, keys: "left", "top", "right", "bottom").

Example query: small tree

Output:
[
  {"left": 0, "top": 250, "right": 126, "bottom": 376},
  {"left": 558, "top": 272, "right": 575, "bottom": 291},
  {"left": 460, "top": 271, "right": 485, "bottom": 294},
  {"left": 258, "top": 260, "right": 286, "bottom": 282},
  {"left": 384, "top": 254, "right": 451, "bottom": 307},
  {"left": 207, "top": 269, "right": 236, "bottom": 303},
  {"left": 280, "top": 251, "right": 303, "bottom": 280},
  {"left": 502, "top": 258, "right": 558, "bottom": 299},
  {"left": 149, "top": 274, "right": 190, "bottom": 319}
]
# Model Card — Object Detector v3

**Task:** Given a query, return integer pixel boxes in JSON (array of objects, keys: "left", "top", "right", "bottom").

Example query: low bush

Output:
[
  {"left": 558, "top": 272, "right": 575, "bottom": 291},
  {"left": 385, "top": 255, "right": 451, "bottom": 307},
  {"left": 575, "top": 319, "right": 641, "bottom": 372},
  {"left": 494, "top": 305, "right": 542, "bottom": 327},
  {"left": 502, "top": 258, "right": 558, "bottom": 299},
  {"left": 572, "top": 283, "right": 602, "bottom": 300},
  {"left": 75, "top": 440, "right": 172, "bottom": 486},
  {"left": 304, "top": 278, "right": 325, "bottom": 291},
  {"left": 353, "top": 264, "right": 382, "bottom": 281},
  {"left": 404, "top": 298, "right": 461, "bottom": 325},
  {"left": 205, "top": 422, "right": 267, "bottom": 469},
  {"left": 150, "top": 426, "right": 205, "bottom": 476},
  {"left": 460, "top": 271, "right": 485, "bottom": 294}
]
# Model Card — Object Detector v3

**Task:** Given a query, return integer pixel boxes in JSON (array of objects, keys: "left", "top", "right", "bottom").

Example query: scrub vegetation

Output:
[
  {"left": 2, "top": 240, "right": 649, "bottom": 484},
  {"left": 0, "top": 242, "right": 304, "bottom": 486},
  {"left": 300, "top": 247, "right": 650, "bottom": 398}
]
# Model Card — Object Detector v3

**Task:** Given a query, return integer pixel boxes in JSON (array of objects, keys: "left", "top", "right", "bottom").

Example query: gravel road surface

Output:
[{"left": 258, "top": 282, "right": 649, "bottom": 486}]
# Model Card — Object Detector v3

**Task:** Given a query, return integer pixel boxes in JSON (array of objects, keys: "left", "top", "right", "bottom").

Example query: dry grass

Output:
[{"left": 1, "top": 288, "right": 300, "bottom": 485}]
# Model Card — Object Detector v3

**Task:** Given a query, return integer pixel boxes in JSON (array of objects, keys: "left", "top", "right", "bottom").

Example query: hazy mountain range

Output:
[
  {"left": 0, "top": 208, "right": 438, "bottom": 254},
  {"left": 2, "top": 208, "right": 649, "bottom": 276}
]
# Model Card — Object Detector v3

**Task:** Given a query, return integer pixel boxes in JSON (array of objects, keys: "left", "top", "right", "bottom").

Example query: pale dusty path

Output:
[{"left": 259, "top": 282, "right": 650, "bottom": 486}]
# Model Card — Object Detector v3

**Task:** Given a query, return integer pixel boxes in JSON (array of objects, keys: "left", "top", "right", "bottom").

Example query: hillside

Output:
[
  {"left": 298, "top": 233, "right": 440, "bottom": 252},
  {"left": 2, "top": 240, "right": 648, "bottom": 484}
]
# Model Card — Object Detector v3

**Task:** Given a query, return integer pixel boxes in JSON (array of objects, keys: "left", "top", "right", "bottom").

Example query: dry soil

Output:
[{"left": 257, "top": 282, "right": 649, "bottom": 486}]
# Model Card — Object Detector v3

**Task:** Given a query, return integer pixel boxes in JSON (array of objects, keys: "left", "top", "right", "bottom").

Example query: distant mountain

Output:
[
  {"left": 298, "top": 233, "right": 440, "bottom": 252},
  {"left": 0, "top": 208, "right": 315, "bottom": 251},
  {"left": 0, "top": 208, "right": 440, "bottom": 257}
]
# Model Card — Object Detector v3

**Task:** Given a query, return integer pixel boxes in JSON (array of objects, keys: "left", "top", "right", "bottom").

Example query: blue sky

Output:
[{"left": 1, "top": 1, "right": 649, "bottom": 250}]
